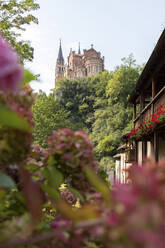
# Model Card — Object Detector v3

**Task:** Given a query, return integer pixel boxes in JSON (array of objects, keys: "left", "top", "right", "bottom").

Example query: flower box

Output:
[{"left": 129, "top": 105, "right": 165, "bottom": 141}]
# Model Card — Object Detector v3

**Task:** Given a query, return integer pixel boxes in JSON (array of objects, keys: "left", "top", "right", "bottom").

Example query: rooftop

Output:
[{"left": 129, "top": 29, "right": 165, "bottom": 103}]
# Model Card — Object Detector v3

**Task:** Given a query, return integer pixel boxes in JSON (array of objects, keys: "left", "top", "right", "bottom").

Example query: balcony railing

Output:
[{"left": 134, "top": 86, "right": 165, "bottom": 129}]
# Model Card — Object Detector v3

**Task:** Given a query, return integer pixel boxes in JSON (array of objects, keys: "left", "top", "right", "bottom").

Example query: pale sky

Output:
[{"left": 22, "top": 0, "right": 165, "bottom": 94}]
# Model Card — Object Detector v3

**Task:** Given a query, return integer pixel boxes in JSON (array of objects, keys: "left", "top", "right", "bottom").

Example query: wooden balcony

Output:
[{"left": 134, "top": 86, "right": 165, "bottom": 130}]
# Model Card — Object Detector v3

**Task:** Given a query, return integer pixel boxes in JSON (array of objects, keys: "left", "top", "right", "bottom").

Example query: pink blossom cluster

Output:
[
  {"left": 0, "top": 35, "right": 22, "bottom": 92},
  {"left": 48, "top": 216, "right": 86, "bottom": 248},
  {"left": 46, "top": 129, "right": 98, "bottom": 195},
  {"left": 0, "top": 86, "right": 36, "bottom": 167},
  {"left": 60, "top": 188, "right": 77, "bottom": 205},
  {"left": 103, "top": 162, "right": 165, "bottom": 247},
  {"left": 129, "top": 104, "right": 165, "bottom": 140},
  {"left": 45, "top": 162, "right": 165, "bottom": 248},
  {"left": 0, "top": 85, "right": 36, "bottom": 127},
  {"left": 25, "top": 144, "right": 47, "bottom": 179}
]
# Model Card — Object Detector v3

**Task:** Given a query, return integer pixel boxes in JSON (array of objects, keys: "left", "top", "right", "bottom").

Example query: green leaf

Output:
[
  {"left": 0, "top": 105, "right": 30, "bottom": 132},
  {"left": 22, "top": 69, "right": 36, "bottom": 85},
  {"left": 68, "top": 186, "right": 84, "bottom": 202},
  {"left": 42, "top": 166, "right": 63, "bottom": 189},
  {"left": 83, "top": 166, "right": 111, "bottom": 204},
  {"left": 57, "top": 201, "right": 100, "bottom": 222},
  {"left": 25, "top": 163, "right": 39, "bottom": 172},
  {"left": 47, "top": 156, "right": 64, "bottom": 188},
  {"left": 47, "top": 155, "right": 55, "bottom": 167},
  {"left": 41, "top": 184, "right": 60, "bottom": 201},
  {"left": 0, "top": 173, "right": 16, "bottom": 189}
]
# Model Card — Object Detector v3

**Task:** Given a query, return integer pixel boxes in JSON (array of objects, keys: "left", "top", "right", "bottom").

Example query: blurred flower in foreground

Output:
[{"left": 0, "top": 34, "right": 22, "bottom": 92}]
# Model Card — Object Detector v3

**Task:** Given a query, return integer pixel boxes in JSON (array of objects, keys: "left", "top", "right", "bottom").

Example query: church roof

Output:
[
  {"left": 78, "top": 42, "right": 81, "bottom": 54},
  {"left": 57, "top": 40, "right": 64, "bottom": 65}
]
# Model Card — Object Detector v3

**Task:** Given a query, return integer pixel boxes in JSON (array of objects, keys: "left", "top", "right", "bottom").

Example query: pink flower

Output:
[{"left": 0, "top": 35, "right": 23, "bottom": 92}]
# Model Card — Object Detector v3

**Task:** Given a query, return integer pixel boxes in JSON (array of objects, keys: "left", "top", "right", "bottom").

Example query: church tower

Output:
[
  {"left": 55, "top": 40, "right": 65, "bottom": 84},
  {"left": 55, "top": 41, "right": 104, "bottom": 84}
]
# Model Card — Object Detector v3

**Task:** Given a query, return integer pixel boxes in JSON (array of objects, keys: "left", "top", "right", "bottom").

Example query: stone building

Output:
[{"left": 55, "top": 41, "right": 104, "bottom": 84}]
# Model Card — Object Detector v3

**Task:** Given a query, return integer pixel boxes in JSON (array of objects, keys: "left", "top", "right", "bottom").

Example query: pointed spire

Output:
[
  {"left": 57, "top": 39, "right": 64, "bottom": 65},
  {"left": 78, "top": 42, "right": 81, "bottom": 54}
]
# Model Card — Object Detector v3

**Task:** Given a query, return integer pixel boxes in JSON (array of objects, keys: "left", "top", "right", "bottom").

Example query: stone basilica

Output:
[{"left": 55, "top": 41, "right": 104, "bottom": 83}]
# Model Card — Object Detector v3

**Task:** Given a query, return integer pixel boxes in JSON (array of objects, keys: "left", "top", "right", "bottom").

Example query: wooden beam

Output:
[
  {"left": 142, "top": 141, "right": 147, "bottom": 163},
  {"left": 152, "top": 78, "right": 156, "bottom": 114},
  {"left": 154, "top": 131, "right": 159, "bottom": 162},
  {"left": 133, "top": 104, "right": 136, "bottom": 120},
  {"left": 140, "top": 95, "right": 145, "bottom": 124},
  {"left": 135, "top": 141, "right": 138, "bottom": 163},
  {"left": 152, "top": 78, "right": 156, "bottom": 99},
  {"left": 142, "top": 95, "right": 145, "bottom": 109}
]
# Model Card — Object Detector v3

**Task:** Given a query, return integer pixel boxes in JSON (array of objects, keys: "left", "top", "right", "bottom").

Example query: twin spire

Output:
[
  {"left": 57, "top": 40, "right": 82, "bottom": 65},
  {"left": 57, "top": 41, "right": 95, "bottom": 64}
]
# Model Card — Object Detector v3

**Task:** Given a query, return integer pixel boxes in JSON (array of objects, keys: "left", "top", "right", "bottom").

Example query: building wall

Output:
[
  {"left": 136, "top": 135, "right": 165, "bottom": 164},
  {"left": 115, "top": 159, "right": 121, "bottom": 182},
  {"left": 146, "top": 141, "right": 154, "bottom": 159},
  {"left": 115, "top": 153, "right": 132, "bottom": 184},
  {"left": 137, "top": 142, "right": 143, "bottom": 165},
  {"left": 55, "top": 63, "right": 65, "bottom": 82}
]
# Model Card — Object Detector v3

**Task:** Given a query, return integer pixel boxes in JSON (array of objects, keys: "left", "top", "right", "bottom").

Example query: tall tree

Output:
[
  {"left": 92, "top": 55, "right": 142, "bottom": 159},
  {"left": 0, "top": 0, "right": 39, "bottom": 63},
  {"left": 55, "top": 77, "right": 97, "bottom": 132},
  {"left": 32, "top": 91, "right": 73, "bottom": 148}
]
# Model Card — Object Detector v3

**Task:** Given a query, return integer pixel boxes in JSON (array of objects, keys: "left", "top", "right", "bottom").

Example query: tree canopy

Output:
[
  {"left": 34, "top": 55, "right": 142, "bottom": 165},
  {"left": 55, "top": 77, "right": 97, "bottom": 132},
  {"left": 92, "top": 54, "right": 142, "bottom": 158},
  {"left": 0, "top": 0, "right": 39, "bottom": 63},
  {"left": 32, "top": 91, "right": 73, "bottom": 148}
]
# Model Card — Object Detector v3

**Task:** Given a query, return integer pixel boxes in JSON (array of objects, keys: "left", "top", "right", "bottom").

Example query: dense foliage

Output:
[
  {"left": 0, "top": 0, "right": 39, "bottom": 63},
  {"left": 91, "top": 55, "right": 142, "bottom": 158},
  {"left": 32, "top": 91, "right": 73, "bottom": 147},
  {"left": 55, "top": 76, "right": 98, "bottom": 131},
  {"left": 34, "top": 55, "right": 142, "bottom": 165}
]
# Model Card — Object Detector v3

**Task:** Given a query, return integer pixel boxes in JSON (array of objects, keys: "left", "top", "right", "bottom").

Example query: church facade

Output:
[{"left": 55, "top": 41, "right": 104, "bottom": 83}]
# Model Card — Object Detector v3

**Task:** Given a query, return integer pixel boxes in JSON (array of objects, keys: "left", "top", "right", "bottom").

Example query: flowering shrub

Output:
[
  {"left": 60, "top": 188, "right": 77, "bottom": 205},
  {"left": 0, "top": 86, "right": 35, "bottom": 167},
  {"left": 46, "top": 129, "right": 98, "bottom": 196},
  {"left": 104, "top": 162, "right": 165, "bottom": 248},
  {"left": 40, "top": 162, "right": 165, "bottom": 248},
  {"left": 129, "top": 104, "right": 165, "bottom": 140},
  {"left": 0, "top": 35, "right": 22, "bottom": 92},
  {"left": 0, "top": 35, "right": 35, "bottom": 167},
  {"left": 1, "top": 33, "right": 165, "bottom": 248}
]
